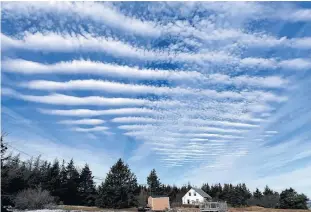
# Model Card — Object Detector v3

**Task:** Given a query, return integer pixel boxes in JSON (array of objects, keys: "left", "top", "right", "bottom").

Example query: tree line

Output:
[{"left": 1, "top": 136, "right": 309, "bottom": 209}]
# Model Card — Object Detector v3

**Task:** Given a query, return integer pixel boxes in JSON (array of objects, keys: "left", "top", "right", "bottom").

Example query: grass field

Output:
[
  {"left": 56, "top": 205, "right": 309, "bottom": 212},
  {"left": 229, "top": 206, "right": 309, "bottom": 212}
]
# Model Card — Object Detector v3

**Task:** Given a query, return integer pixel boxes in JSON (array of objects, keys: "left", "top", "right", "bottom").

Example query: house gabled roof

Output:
[
  {"left": 183, "top": 188, "right": 212, "bottom": 199},
  {"left": 192, "top": 188, "right": 212, "bottom": 199}
]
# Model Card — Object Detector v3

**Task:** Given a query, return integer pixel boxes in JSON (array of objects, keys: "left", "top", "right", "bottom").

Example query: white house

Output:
[{"left": 182, "top": 188, "right": 212, "bottom": 205}]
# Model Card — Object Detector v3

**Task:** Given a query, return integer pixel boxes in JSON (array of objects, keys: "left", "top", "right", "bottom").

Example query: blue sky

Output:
[{"left": 1, "top": 2, "right": 311, "bottom": 197}]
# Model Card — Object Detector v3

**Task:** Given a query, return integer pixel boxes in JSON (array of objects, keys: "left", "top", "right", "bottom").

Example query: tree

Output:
[
  {"left": 201, "top": 183, "right": 211, "bottom": 195},
  {"left": 147, "top": 169, "right": 162, "bottom": 196},
  {"left": 1, "top": 133, "right": 9, "bottom": 164},
  {"left": 253, "top": 188, "right": 263, "bottom": 199},
  {"left": 63, "top": 159, "right": 80, "bottom": 205},
  {"left": 210, "top": 184, "right": 222, "bottom": 200},
  {"left": 79, "top": 164, "right": 96, "bottom": 206},
  {"left": 45, "top": 159, "right": 61, "bottom": 201},
  {"left": 280, "top": 188, "right": 308, "bottom": 209},
  {"left": 263, "top": 185, "right": 274, "bottom": 196},
  {"left": 137, "top": 186, "right": 148, "bottom": 206},
  {"left": 96, "top": 158, "right": 138, "bottom": 208}
]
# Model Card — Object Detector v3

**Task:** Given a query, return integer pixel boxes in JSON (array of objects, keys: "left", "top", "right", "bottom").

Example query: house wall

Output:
[
  {"left": 182, "top": 188, "right": 205, "bottom": 205},
  {"left": 149, "top": 197, "right": 170, "bottom": 211}
]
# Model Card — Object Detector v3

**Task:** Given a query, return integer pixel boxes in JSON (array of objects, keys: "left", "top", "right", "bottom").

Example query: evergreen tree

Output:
[
  {"left": 147, "top": 169, "right": 162, "bottom": 196},
  {"left": 137, "top": 186, "right": 148, "bottom": 206},
  {"left": 96, "top": 159, "right": 138, "bottom": 208},
  {"left": 253, "top": 188, "right": 263, "bottom": 199},
  {"left": 79, "top": 164, "right": 96, "bottom": 206},
  {"left": 201, "top": 183, "right": 211, "bottom": 195},
  {"left": 221, "top": 184, "right": 230, "bottom": 201},
  {"left": 45, "top": 159, "right": 61, "bottom": 201},
  {"left": 58, "top": 159, "right": 67, "bottom": 203},
  {"left": 187, "top": 182, "right": 192, "bottom": 190},
  {"left": 263, "top": 185, "right": 274, "bottom": 196},
  {"left": 1, "top": 133, "right": 9, "bottom": 164},
  {"left": 64, "top": 159, "right": 80, "bottom": 205},
  {"left": 280, "top": 188, "right": 308, "bottom": 209},
  {"left": 27, "top": 156, "right": 42, "bottom": 188}
]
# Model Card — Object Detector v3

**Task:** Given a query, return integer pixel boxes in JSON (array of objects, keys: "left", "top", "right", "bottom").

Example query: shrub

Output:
[{"left": 14, "top": 187, "right": 55, "bottom": 210}]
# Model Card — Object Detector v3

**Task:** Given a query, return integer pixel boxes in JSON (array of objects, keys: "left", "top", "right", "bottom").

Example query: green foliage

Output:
[
  {"left": 64, "top": 159, "right": 81, "bottom": 205},
  {"left": 280, "top": 188, "right": 309, "bottom": 209},
  {"left": 79, "top": 164, "right": 96, "bottom": 206},
  {"left": 253, "top": 188, "right": 263, "bottom": 199},
  {"left": 1, "top": 133, "right": 9, "bottom": 163},
  {"left": 201, "top": 183, "right": 211, "bottom": 195},
  {"left": 1, "top": 153, "right": 97, "bottom": 207},
  {"left": 96, "top": 158, "right": 138, "bottom": 208},
  {"left": 263, "top": 185, "right": 274, "bottom": 196},
  {"left": 147, "top": 169, "right": 162, "bottom": 195}
]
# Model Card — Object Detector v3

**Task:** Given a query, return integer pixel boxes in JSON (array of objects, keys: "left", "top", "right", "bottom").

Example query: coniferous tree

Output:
[
  {"left": 27, "top": 156, "right": 42, "bottom": 188},
  {"left": 220, "top": 184, "right": 230, "bottom": 201},
  {"left": 1, "top": 133, "right": 9, "bottom": 164},
  {"left": 64, "top": 159, "right": 80, "bottom": 205},
  {"left": 79, "top": 164, "right": 96, "bottom": 206},
  {"left": 263, "top": 185, "right": 274, "bottom": 196},
  {"left": 147, "top": 169, "right": 162, "bottom": 196},
  {"left": 253, "top": 188, "right": 263, "bottom": 199},
  {"left": 201, "top": 183, "right": 211, "bottom": 195},
  {"left": 58, "top": 159, "right": 67, "bottom": 203},
  {"left": 280, "top": 188, "right": 308, "bottom": 209},
  {"left": 45, "top": 159, "right": 61, "bottom": 201},
  {"left": 96, "top": 159, "right": 138, "bottom": 208}
]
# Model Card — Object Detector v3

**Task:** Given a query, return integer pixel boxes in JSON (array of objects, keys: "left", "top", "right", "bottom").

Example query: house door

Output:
[{"left": 187, "top": 200, "right": 190, "bottom": 204}]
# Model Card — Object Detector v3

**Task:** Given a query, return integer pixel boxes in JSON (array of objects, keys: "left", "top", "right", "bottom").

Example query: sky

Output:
[{"left": 1, "top": 2, "right": 311, "bottom": 197}]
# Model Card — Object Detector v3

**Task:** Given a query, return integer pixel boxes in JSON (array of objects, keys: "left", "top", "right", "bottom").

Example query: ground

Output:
[{"left": 13, "top": 206, "right": 310, "bottom": 212}]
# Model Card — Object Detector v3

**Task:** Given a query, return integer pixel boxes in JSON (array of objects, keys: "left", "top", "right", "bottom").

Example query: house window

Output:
[
  {"left": 187, "top": 200, "right": 190, "bottom": 204},
  {"left": 194, "top": 192, "right": 196, "bottom": 196},
  {"left": 196, "top": 199, "right": 199, "bottom": 202},
  {"left": 189, "top": 192, "right": 191, "bottom": 196}
]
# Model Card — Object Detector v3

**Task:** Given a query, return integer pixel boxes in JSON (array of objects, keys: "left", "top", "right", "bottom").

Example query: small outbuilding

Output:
[{"left": 148, "top": 195, "right": 170, "bottom": 211}]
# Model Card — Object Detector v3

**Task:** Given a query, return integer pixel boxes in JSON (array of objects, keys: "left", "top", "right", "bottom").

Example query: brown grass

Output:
[
  {"left": 59, "top": 205, "right": 138, "bottom": 211},
  {"left": 58, "top": 205, "right": 309, "bottom": 212},
  {"left": 59, "top": 205, "right": 103, "bottom": 211},
  {"left": 229, "top": 206, "right": 309, "bottom": 212}
]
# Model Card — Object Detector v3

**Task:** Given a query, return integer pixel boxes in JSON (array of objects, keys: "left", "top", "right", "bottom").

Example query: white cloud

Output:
[
  {"left": 1, "top": 2, "right": 160, "bottom": 37},
  {"left": 1, "top": 33, "right": 232, "bottom": 64},
  {"left": 118, "top": 124, "right": 247, "bottom": 134},
  {"left": 2, "top": 87, "right": 180, "bottom": 107},
  {"left": 124, "top": 131, "right": 244, "bottom": 139},
  {"left": 279, "top": 58, "right": 311, "bottom": 70},
  {"left": 58, "top": 119, "right": 105, "bottom": 125},
  {"left": 20, "top": 79, "right": 287, "bottom": 102},
  {"left": 3, "top": 34, "right": 310, "bottom": 70},
  {"left": 111, "top": 117, "right": 160, "bottom": 124},
  {"left": 73, "top": 126, "right": 109, "bottom": 132},
  {"left": 2, "top": 58, "right": 202, "bottom": 81},
  {"left": 38, "top": 108, "right": 158, "bottom": 117}
]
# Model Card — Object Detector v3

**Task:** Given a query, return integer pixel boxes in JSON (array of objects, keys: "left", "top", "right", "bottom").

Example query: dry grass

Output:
[
  {"left": 229, "top": 206, "right": 309, "bottom": 212},
  {"left": 58, "top": 205, "right": 138, "bottom": 211},
  {"left": 59, "top": 205, "right": 103, "bottom": 211},
  {"left": 57, "top": 205, "right": 309, "bottom": 212}
]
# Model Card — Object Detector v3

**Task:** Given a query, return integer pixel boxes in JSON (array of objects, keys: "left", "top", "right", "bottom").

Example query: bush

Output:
[{"left": 14, "top": 187, "right": 55, "bottom": 210}]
